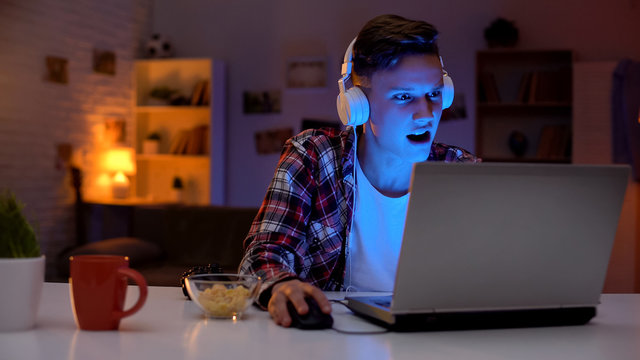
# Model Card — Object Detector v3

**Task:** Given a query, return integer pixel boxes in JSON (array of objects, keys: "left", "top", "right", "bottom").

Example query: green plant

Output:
[{"left": 0, "top": 190, "right": 40, "bottom": 258}]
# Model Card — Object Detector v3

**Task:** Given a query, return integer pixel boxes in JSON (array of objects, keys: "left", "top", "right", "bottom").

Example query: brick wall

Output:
[{"left": 0, "top": 0, "right": 152, "bottom": 279}]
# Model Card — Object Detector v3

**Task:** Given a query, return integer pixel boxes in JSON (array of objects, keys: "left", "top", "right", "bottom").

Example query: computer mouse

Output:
[{"left": 286, "top": 297, "right": 333, "bottom": 330}]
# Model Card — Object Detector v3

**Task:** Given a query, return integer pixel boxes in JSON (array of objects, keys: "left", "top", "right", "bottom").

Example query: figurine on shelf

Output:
[{"left": 145, "top": 33, "right": 175, "bottom": 59}]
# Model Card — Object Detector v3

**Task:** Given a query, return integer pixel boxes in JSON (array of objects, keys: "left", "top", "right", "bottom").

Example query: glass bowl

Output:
[{"left": 185, "top": 273, "right": 261, "bottom": 319}]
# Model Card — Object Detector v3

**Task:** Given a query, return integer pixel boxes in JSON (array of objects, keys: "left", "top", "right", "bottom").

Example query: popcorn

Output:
[{"left": 197, "top": 285, "right": 251, "bottom": 318}]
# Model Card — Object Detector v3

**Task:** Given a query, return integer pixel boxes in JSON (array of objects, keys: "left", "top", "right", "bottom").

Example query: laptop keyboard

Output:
[{"left": 372, "top": 296, "right": 392, "bottom": 309}]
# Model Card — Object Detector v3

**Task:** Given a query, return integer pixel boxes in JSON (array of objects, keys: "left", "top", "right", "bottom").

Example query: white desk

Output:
[{"left": 1, "top": 283, "right": 639, "bottom": 360}]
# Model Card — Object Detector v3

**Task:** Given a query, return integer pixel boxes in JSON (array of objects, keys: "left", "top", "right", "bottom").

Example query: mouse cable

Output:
[{"left": 329, "top": 300, "right": 390, "bottom": 335}]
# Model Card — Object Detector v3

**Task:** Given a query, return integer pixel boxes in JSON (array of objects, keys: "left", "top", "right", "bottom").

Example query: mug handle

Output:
[{"left": 114, "top": 267, "right": 148, "bottom": 319}]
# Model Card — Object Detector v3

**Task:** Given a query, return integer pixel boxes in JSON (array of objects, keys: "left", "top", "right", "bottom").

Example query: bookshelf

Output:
[
  {"left": 475, "top": 50, "right": 573, "bottom": 162},
  {"left": 134, "top": 58, "right": 226, "bottom": 205}
]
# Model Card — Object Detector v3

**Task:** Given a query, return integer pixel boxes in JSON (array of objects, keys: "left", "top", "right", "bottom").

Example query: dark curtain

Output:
[{"left": 612, "top": 59, "right": 640, "bottom": 181}]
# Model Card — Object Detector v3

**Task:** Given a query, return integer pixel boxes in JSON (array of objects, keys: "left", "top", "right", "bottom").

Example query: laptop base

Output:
[{"left": 349, "top": 306, "right": 597, "bottom": 332}]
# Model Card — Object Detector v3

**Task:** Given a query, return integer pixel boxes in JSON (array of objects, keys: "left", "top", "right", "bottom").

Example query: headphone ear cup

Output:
[
  {"left": 337, "top": 92, "right": 350, "bottom": 126},
  {"left": 442, "top": 74, "right": 454, "bottom": 109},
  {"left": 337, "top": 86, "right": 370, "bottom": 126}
]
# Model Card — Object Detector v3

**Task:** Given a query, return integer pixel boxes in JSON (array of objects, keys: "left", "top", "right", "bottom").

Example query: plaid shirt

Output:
[{"left": 239, "top": 127, "right": 478, "bottom": 307}]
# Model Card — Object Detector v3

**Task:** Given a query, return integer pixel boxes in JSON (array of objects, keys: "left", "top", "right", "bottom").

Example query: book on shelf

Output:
[
  {"left": 527, "top": 71, "right": 539, "bottom": 104},
  {"left": 478, "top": 72, "right": 501, "bottom": 103},
  {"left": 200, "top": 80, "right": 210, "bottom": 106},
  {"left": 519, "top": 70, "right": 571, "bottom": 104},
  {"left": 517, "top": 72, "right": 533, "bottom": 103},
  {"left": 190, "top": 80, "right": 209, "bottom": 106},
  {"left": 169, "top": 130, "right": 190, "bottom": 155},
  {"left": 536, "top": 125, "right": 570, "bottom": 160},
  {"left": 169, "top": 125, "right": 209, "bottom": 155},
  {"left": 190, "top": 80, "right": 203, "bottom": 106},
  {"left": 185, "top": 125, "right": 209, "bottom": 155}
]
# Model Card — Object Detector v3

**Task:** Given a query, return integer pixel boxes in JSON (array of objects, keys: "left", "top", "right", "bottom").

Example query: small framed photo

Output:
[
  {"left": 93, "top": 49, "right": 116, "bottom": 75},
  {"left": 45, "top": 56, "right": 68, "bottom": 84},
  {"left": 104, "top": 118, "right": 126, "bottom": 145},
  {"left": 243, "top": 90, "right": 281, "bottom": 114},
  {"left": 286, "top": 57, "right": 327, "bottom": 89}
]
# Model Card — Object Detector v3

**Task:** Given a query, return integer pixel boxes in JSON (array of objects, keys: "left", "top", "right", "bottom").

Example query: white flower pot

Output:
[
  {"left": 0, "top": 255, "right": 45, "bottom": 332},
  {"left": 143, "top": 140, "right": 160, "bottom": 154}
]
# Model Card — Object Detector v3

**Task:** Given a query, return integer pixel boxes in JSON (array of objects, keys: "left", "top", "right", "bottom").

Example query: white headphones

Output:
[{"left": 336, "top": 37, "right": 455, "bottom": 127}]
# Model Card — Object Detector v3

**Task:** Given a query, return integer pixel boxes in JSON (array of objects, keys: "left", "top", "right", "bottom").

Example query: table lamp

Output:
[{"left": 102, "top": 147, "right": 136, "bottom": 199}]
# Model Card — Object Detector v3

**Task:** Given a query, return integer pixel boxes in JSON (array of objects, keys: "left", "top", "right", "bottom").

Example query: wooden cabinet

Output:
[
  {"left": 475, "top": 50, "right": 573, "bottom": 162},
  {"left": 134, "top": 58, "right": 226, "bottom": 204}
]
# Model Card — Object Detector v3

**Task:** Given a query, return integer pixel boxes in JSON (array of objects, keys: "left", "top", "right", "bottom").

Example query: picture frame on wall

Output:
[
  {"left": 45, "top": 56, "right": 68, "bottom": 84},
  {"left": 285, "top": 57, "right": 327, "bottom": 89},
  {"left": 93, "top": 49, "right": 116, "bottom": 75}
]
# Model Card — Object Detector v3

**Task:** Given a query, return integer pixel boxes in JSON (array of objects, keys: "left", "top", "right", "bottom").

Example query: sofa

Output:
[{"left": 58, "top": 204, "right": 259, "bottom": 287}]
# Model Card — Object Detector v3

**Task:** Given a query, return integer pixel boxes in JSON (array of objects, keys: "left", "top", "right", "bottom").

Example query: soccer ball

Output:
[{"left": 145, "top": 34, "right": 174, "bottom": 58}]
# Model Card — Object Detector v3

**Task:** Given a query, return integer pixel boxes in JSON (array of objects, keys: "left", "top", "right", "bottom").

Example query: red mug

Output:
[{"left": 69, "top": 255, "right": 148, "bottom": 330}]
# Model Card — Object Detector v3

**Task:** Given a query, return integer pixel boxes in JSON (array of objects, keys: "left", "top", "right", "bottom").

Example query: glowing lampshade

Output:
[
  {"left": 102, "top": 147, "right": 136, "bottom": 199},
  {"left": 103, "top": 147, "right": 136, "bottom": 175}
]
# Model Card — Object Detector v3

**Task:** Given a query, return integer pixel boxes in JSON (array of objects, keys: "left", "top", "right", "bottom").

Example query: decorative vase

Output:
[
  {"left": 0, "top": 255, "right": 45, "bottom": 331},
  {"left": 484, "top": 18, "right": 519, "bottom": 48},
  {"left": 508, "top": 131, "right": 529, "bottom": 157}
]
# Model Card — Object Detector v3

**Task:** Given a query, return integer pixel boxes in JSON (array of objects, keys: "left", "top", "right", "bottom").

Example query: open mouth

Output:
[{"left": 407, "top": 130, "right": 431, "bottom": 143}]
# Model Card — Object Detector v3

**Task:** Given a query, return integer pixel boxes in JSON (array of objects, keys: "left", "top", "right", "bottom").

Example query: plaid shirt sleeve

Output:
[
  {"left": 429, "top": 142, "right": 481, "bottom": 163},
  {"left": 238, "top": 128, "right": 350, "bottom": 308}
]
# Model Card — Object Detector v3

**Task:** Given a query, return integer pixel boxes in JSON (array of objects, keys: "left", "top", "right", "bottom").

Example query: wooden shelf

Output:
[
  {"left": 134, "top": 58, "right": 226, "bottom": 205},
  {"left": 477, "top": 102, "right": 572, "bottom": 109},
  {"left": 475, "top": 50, "right": 574, "bottom": 163},
  {"left": 135, "top": 105, "right": 210, "bottom": 113}
]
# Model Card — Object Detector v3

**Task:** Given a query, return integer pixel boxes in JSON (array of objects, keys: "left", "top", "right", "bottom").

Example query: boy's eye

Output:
[
  {"left": 427, "top": 90, "right": 442, "bottom": 99},
  {"left": 392, "top": 93, "right": 413, "bottom": 102}
]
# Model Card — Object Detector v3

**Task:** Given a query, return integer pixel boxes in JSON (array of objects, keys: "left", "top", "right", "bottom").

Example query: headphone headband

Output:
[{"left": 341, "top": 38, "right": 357, "bottom": 76}]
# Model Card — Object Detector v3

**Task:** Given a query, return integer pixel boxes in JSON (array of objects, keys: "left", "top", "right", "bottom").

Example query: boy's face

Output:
[{"left": 361, "top": 54, "right": 444, "bottom": 165}]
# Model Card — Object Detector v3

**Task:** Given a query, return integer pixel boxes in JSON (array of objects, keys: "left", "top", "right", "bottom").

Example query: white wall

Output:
[
  {"left": 152, "top": 0, "right": 640, "bottom": 206},
  {"left": 0, "top": 0, "right": 152, "bottom": 277}
]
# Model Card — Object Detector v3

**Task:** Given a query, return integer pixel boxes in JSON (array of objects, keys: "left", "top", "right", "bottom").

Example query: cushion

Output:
[{"left": 58, "top": 237, "right": 164, "bottom": 278}]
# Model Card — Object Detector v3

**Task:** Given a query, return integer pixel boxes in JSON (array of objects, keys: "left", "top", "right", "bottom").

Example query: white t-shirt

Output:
[{"left": 345, "top": 159, "right": 410, "bottom": 292}]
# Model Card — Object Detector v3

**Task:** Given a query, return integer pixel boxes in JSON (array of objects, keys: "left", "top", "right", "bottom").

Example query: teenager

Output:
[{"left": 239, "top": 14, "right": 479, "bottom": 327}]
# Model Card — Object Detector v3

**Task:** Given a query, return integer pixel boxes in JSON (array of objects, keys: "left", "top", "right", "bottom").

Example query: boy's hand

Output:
[{"left": 267, "top": 279, "right": 331, "bottom": 327}]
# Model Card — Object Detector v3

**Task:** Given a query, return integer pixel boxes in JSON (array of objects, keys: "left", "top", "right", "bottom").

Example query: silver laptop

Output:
[{"left": 346, "top": 162, "right": 629, "bottom": 331}]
